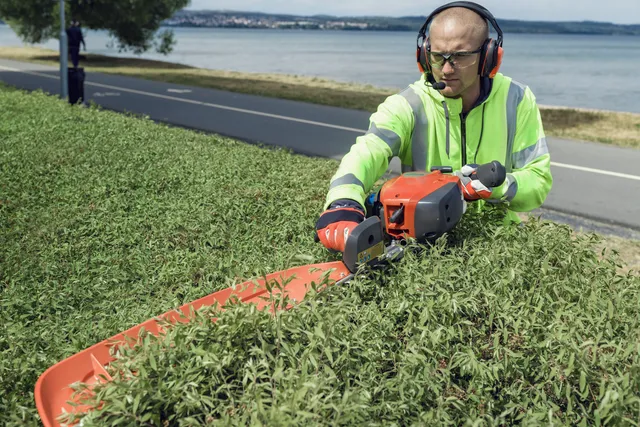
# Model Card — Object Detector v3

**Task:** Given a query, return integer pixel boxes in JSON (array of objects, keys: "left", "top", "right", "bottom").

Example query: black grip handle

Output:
[
  {"left": 389, "top": 205, "right": 405, "bottom": 224},
  {"left": 430, "top": 166, "right": 453, "bottom": 173},
  {"left": 474, "top": 160, "right": 506, "bottom": 188}
]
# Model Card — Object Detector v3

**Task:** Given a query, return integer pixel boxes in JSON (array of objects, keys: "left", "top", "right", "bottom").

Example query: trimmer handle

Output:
[
  {"left": 430, "top": 166, "right": 453, "bottom": 173},
  {"left": 342, "top": 217, "right": 386, "bottom": 273},
  {"left": 473, "top": 160, "right": 506, "bottom": 188}
]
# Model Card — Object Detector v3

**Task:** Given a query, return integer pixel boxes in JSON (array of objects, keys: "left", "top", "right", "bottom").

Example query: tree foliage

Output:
[{"left": 0, "top": 0, "right": 190, "bottom": 55}]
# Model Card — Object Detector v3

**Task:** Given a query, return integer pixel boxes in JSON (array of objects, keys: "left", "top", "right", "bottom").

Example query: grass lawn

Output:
[
  {"left": 0, "top": 85, "right": 638, "bottom": 426},
  {"left": 1, "top": 46, "right": 639, "bottom": 150}
]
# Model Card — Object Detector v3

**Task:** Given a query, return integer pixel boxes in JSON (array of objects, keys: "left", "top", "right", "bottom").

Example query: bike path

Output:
[{"left": 1, "top": 58, "right": 638, "bottom": 235}]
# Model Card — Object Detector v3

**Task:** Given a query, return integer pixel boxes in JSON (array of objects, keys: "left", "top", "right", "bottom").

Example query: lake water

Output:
[{"left": 1, "top": 25, "right": 639, "bottom": 113}]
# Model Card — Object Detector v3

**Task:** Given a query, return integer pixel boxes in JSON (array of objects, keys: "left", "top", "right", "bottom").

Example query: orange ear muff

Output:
[
  {"left": 416, "top": 37, "right": 430, "bottom": 74},
  {"left": 479, "top": 38, "right": 503, "bottom": 78},
  {"left": 416, "top": 47, "right": 425, "bottom": 73},
  {"left": 478, "top": 38, "right": 493, "bottom": 77},
  {"left": 489, "top": 46, "right": 503, "bottom": 78},
  {"left": 423, "top": 37, "right": 432, "bottom": 73}
]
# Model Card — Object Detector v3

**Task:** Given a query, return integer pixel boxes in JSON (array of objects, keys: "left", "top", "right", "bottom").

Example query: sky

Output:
[{"left": 185, "top": 0, "right": 640, "bottom": 25}]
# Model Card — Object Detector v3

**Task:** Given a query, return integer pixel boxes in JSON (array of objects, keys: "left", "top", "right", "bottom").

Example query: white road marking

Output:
[
  {"left": 87, "top": 80, "right": 367, "bottom": 132},
  {"left": 167, "top": 88, "right": 192, "bottom": 93},
  {"left": 3, "top": 64, "right": 640, "bottom": 182},
  {"left": 93, "top": 92, "right": 120, "bottom": 97},
  {"left": 0, "top": 65, "right": 367, "bottom": 132},
  {"left": 550, "top": 162, "right": 640, "bottom": 181}
]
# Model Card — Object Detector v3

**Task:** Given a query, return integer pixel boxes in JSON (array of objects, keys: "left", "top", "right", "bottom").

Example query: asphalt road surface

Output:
[{"left": 1, "top": 58, "right": 639, "bottom": 238}]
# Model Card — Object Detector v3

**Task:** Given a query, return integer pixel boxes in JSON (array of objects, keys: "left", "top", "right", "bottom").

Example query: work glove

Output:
[
  {"left": 315, "top": 199, "right": 365, "bottom": 253},
  {"left": 455, "top": 164, "right": 493, "bottom": 201}
]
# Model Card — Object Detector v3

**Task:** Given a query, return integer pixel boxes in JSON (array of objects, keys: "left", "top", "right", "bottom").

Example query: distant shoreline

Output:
[
  {"left": 1, "top": 22, "right": 639, "bottom": 37},
  {"left": 161, "top": 25, "right": 640, "bottom": 36},
  {"left": 162, "top": 11, "right": 640, "bottom": 36},
  {"left": 3, "top": 11, "right": 638, "bottom": 36}
]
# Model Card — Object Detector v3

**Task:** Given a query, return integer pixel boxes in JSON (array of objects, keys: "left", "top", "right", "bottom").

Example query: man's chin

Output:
[
  {"left": 436, "top": 80, "right": 462, "bottom": 97},
  {"left": 441, "top": 87, "right": 462, "bottom": 98}
]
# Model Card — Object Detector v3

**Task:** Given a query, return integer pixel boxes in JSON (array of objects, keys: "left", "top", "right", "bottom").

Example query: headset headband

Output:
[{"left": 418, "top": 1, "right": 503, "bottom": 47}]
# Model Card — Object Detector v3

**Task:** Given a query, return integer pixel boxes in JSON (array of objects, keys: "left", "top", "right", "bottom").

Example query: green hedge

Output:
[
  {"left": 0, "top": 85, "right": 335, "bottom": 425},
  {"left": 70, "top": 212, "right": 640, "bottom": 427},
  {"left": 1, "top": 86, "right": 638, "bottom": 426}
]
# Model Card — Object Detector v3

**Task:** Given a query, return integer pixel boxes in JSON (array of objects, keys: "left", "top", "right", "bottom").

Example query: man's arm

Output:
[
  {"left": 490, "top": 87, "right": 552, "bottom": 211},
  {"left": 324, "top": 93, "right": 415, "bottom": 210}
]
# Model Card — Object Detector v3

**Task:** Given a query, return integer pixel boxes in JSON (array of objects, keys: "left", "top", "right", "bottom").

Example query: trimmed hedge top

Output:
[
  {"left": 0, "top": 86, "right": 638, "bottom": 426},
  {"left": 71, "top": 211, "right": 640, "bottom": 426}
]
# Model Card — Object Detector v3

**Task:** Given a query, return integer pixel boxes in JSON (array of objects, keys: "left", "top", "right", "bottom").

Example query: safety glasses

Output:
[{"left": 428, "top": 46, "right": 483, "bottom": 69}]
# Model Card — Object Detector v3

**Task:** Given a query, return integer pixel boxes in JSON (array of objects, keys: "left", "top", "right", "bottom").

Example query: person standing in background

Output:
[{"left": 66, "top": 20, "right": 86, "bottom": 69}]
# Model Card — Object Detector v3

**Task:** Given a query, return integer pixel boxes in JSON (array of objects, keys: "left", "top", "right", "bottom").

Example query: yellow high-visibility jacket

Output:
[{"left": 324, "top": 73, "right": 552, "bottom": 224}]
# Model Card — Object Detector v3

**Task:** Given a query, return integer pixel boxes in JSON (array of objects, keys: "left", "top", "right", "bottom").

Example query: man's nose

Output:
[{"left": 442, "top": 60, "right": 455, "bottom": 74}]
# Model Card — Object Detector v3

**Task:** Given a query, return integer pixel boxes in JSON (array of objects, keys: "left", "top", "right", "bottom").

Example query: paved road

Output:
[{"left": 1, "top": 58, "right": 639, "bottom": 235}]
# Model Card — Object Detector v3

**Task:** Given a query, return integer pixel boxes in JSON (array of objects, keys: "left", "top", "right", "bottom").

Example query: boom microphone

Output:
[{"left": 431, "top": 81, "right": 446, "bottom": 90}]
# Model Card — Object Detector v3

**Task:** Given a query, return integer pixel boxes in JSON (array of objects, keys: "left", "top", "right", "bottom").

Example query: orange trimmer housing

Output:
[{"left": 378, "top": 170, "right": 465, "bottom": 240}]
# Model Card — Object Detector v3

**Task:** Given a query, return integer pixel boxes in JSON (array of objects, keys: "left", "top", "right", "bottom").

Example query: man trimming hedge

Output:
[{"left": 315, "top": 1, "right": 553, "bottom": 252}]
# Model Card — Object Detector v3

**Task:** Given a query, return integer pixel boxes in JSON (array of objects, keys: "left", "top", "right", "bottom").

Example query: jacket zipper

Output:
[
  {"left": 442, "top": 101, "right": 450, "bottom": 158},
  {"left": 460, "top": 114, "right": 467, "bottom": 167}
]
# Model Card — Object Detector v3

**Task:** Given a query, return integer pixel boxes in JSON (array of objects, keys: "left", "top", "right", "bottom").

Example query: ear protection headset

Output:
[{"left": 416, "top": 1, "right": 504, "bottom": 81}]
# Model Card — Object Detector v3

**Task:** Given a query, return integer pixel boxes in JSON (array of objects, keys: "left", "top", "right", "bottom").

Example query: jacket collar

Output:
[
  {"left": 462, "top": 77, "right": 492, "bottom": 118},
  {"left": 419, "top": 74, "right": 494, "bottom": 116}
]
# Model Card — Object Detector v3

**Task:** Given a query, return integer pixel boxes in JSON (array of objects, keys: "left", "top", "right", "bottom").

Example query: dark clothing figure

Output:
[
  {"left": 66, "top": 25, "right": 85, "bottom": 49},
  {"left": 69, "top": 46, "right": 80, "bottom": 68},
  {"left": 66, "top": 24, "right": 85, "bottom": 68}
]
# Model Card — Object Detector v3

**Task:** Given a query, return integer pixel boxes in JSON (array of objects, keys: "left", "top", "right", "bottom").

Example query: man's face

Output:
[{"left": 428, "top": 21, "right": 483, "bottom": 98}]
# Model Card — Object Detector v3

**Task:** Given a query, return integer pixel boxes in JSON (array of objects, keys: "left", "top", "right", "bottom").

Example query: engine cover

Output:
[{"left": 378, "top": 171, "right": 465, "bottom": 241}]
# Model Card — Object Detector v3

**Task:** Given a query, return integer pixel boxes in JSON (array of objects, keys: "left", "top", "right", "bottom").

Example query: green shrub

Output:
[
  {"left": 0, "top": 85, "right": 335, "bottom": 425},
  {"left": 68, "top": 211, "right": 640, "bottom": 426},
  {"left": 1, "top": 86, "right": 638, "bottom": 426}
]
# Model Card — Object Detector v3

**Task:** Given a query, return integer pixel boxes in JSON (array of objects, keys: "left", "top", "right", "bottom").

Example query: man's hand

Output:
[
  {"left": 315, "top": 200, "right": 365, "bottom": 253},
  {"left": 455, "top": 164, "right": 493, "bottom": 201}
]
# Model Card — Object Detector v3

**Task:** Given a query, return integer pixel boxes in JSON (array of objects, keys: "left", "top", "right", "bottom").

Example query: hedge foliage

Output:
[
  {"left": 70, "top": 211, "right": 640, "bottom": 426},
  {"left": 0, "top": 85, "right": 333, "bottom": 425},
  {"left": 0, "top": 86, "right": 638, "bottom": 426}
]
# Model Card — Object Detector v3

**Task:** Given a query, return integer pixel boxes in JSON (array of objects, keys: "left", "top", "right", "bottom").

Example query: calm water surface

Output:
[{"left": 1, "top": 25, "right": 639, "bottom": 113}]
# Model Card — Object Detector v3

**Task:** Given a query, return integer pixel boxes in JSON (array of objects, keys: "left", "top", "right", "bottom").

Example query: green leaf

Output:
[
  {"left": 149, "top": 352, "right": 157, "bottom": 371},
  {"left": 324, "top": 347, "right": 333, "bottom": 365},
  {"left": 133, "top": 394, "right": 141, "bottom": 413}
]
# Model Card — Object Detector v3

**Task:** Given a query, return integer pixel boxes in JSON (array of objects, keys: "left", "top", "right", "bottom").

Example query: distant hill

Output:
[{"left": 164, "top": 10, "right": 640, "bottom": 35}]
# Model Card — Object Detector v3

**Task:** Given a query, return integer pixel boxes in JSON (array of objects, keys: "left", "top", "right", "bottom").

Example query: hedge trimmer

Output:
[{"left": 35, "top": 161, "right": 506, "bottom": 426}]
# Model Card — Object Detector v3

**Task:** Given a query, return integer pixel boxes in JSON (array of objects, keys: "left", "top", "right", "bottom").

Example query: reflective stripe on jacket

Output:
[{"left": 324, "top": 72, "right": 552, "bottom": 224}]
